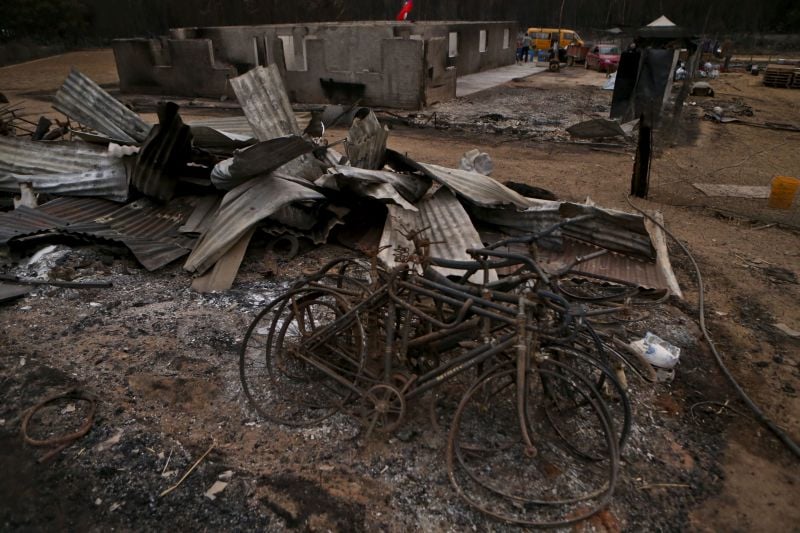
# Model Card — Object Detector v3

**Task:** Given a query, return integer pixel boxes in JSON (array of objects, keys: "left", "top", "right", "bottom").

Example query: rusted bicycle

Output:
[{"left": 239, "top": 221, "right": 661, "bottom": 526}]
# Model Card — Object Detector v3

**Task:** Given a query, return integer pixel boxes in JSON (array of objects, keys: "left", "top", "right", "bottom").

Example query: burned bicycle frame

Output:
[{"left": 239, "top": 216, "right": 661, "bottom": 527}]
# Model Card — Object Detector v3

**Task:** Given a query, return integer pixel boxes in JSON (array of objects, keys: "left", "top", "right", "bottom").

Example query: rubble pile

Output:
[
  {"left": 0, "top": 65, "right": 677, "bottom": 296},
  {"left": 0, "top": 63, "right": 688, "bottom": 527}
]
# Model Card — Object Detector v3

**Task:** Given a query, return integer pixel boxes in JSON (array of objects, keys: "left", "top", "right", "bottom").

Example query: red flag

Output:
[{"left": 395, "top": 0, "right": 413, "bottom": 21}]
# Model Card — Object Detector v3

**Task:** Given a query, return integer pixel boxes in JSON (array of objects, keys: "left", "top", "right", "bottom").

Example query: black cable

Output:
[{"left": 627, "top": 197, "right": 800, "bottom": 459}]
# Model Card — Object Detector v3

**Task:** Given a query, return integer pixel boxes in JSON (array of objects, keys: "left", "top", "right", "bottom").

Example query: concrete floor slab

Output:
[{"left": 456, "top": 62, "right": 546, "bottom": 97}]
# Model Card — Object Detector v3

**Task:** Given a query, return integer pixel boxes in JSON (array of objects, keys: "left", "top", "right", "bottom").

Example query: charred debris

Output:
[
  {"left": 0, "top": 63, "right": 701, "bottom": 527},
  {"left": 0, "top": 64, "right": 679, "bottom": 297}
]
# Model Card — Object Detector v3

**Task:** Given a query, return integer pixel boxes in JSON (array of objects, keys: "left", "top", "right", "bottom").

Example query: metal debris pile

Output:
[
  {"left": 0, "top": 65, "right": 679, "bottom": 296},
  {"left": 0, "top": 64, "right": 685, "bottom": 526}
]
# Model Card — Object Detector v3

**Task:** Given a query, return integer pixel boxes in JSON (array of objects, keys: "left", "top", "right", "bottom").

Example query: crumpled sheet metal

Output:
[
  {"left": 132, "top": 102, "right": 193, "bottom": 202},
  {"left": 0, "top": 136, "right": 120, "bottom": 176},
  {"left": 317, "top": 166, "right": 429, "bottom": 212},
  {"left": 64, "top": 197, "right": 198, "bottom": 270},
  {"left": 54, "top": 68, "right": 151, "bottom": 144},
  {"left": 211, "top": 135, "right": 314, "bottom": 191},
  {"left": 0, "top": 136, "right": 131, "bottom": 202},
  {"left": 346, "top": 110, "right": 389, "bottom": 170},
  {"left": 490, "top": 237, "right": 669, "bottom": 291},
  {"left": 179, "top": 196, "right": 220, "bottom": 235},
  {"left": 0, "top": 205, "right": 90, "bottom": 245},
  {"left": 263, "top": 205, "right": 345, "bottom": 245},
  {"left": 6, "top": 163, "right": 130, "bottom": 203},
  {"left": 190, "top": 126, "right": 254, "bottom": 156},
  {"left": 378, "top": 188, "right": 497, "bottom": 284},
  {"left": 0, "top": 196, "right": 197, "bottom": 271},
  {"left": 184, "top": 174, "right": 325, "bottom": 276},
  {"left": 418, "top": 163, "right": 532, "bottom": 209},
  {"left": 269, "top": 203, "right": 322, "bottom": 231},
  {"left": 188, "top": 117, "right": 256, "bottom": 138},
  {"left": 547, "top": 241, "right": 668, "bottom": 291},
  {"left": 34, "top": 196, "right": 122, "bottom": 223},
  {"left": 229, "top": 65, "right": 319, "bottom": 180},
  {"left": 559, "top": 202, "right": 655, "bottom": 259},
  {"left": 467, "top": 202, "right": 564, "bottom": 250},
  {"left": 471, "top": 197, "right": 655, "bottom": 260}
]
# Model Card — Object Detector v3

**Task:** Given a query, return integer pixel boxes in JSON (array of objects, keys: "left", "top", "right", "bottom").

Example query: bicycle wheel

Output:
[
  {"left": 299, "top": 257, "right": 381, "bottom": 300},
  {"left": 239, "top": 287, "right": 366, "bottom": 427},
  {"left": 540, "top": 344, "right": 632, "bottom": 457},
  {"left": 446, "top": 360, "right": 619, "bottom": 527}
]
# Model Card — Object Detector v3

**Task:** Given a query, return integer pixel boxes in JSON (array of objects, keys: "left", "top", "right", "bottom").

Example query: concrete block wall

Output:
[
  {"left": 409, "top": 22, "right": 518, "bottom": 75},
  {"left": 113, "top": 20, "right": 517, "bottom": 108},
  {"left": 282, "top": 38, "right": 424, "bottom": 110},
  {"left": 113, "top": 38, "right": 237, "bottom": 97}
]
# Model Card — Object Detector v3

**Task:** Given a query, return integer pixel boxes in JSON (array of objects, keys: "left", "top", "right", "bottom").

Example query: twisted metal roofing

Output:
[
  {"left": 183, "top": 174, "right": 324, "bottom": 275},
  {"left": 229, "top": 65, "right": 319, "bottom": 180},
  {"left": 0, "top": 196, "right": 198, "bottom": 271},
  {"left": 378, "top": 187, "right": 497, "bottom": 283},
  {"left": 131, "top": 102, "right": 192, "bottom": 202},
  {"left": 0, "top": 137, "right": 130, "bottom": 202},
  {"left": 54, "top": 68, "right": 151, "bottom": 144}
]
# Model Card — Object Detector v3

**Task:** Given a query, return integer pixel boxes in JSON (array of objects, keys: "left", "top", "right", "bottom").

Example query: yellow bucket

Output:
[{"left": 768, "top": 176, "right": 800, "bottom": 209}]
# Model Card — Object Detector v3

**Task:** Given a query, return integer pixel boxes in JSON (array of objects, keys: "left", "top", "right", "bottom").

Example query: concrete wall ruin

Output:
[{"left": 113, "top": 21, "right": 517, "bottom": 109}]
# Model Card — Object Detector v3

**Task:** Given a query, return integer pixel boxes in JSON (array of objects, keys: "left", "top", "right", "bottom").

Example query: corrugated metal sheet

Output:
[
  {"left": 37, "top": 196, "right": 122, "bottom": 222},
  {"left": 188, "top": 117, "right": 255, "bottom": 138},
  {"left": 346, "top": 110, "right": 388, "bottom": 170},
  {"left": 470, "top": 198, "right": 655, "bottom": 260},
  {"left": 378, "top": 187, "right": 497, "bottom": 283},
  {"left": 132, "top": 102, "right": 192, "bottom": 202},
  {"left": 317, "top": 167, "right": 422, "bottom": 211},
  {"left": 230, "top": 67, "right": 299, "bottom": 137},
  {"left": 269, "top": 203, "right": 321, "bottom": 231},
  {"left": 263, "top": 208, "right": 344, "bottom": 245},
  {"left": 559, "top": 203, "right": 655, "bottom": 259},
  {"left": 210, "top": 135, "right": 314, "bottom": 191},
  {"left": 60, "top": 197, "right": 198, "bottom": 270},
  {"left": 539, "top": 238, "right": 667, "bottom": 290},
  {"left": 0, "top": 197, "right": 197, "bottom": 271},
  {"left": 0, "top": 206, "right": 76, "bottom": 245},
  {"left": 0, "top": 174, "right": 16, "bottom": 191},
  {"left": 190, "top": 126, "right": 253, "bottom": 156},
  {"left": 179, "top": 196, "right": 220, "bottom": 235},
  {"left": 418, "top": 163, "right": 532, "bottom": 209},
  {"left": 54, "top": 68, "right": 151, "bottom": 144},
  {"left": 332, "top": 165, "right": 430, "bottom": 203},
  {"left": 0, "top": 136, "right": 130, "bottom": 202},
  {"left": 477, "top": 232, "right": 668, "bottom": 291},
  {"left": 184, "top": 174, "right": 324, "bottom": 276},
  {"left": 467, "top": 203, "right": 564, "bottom": 250},
  {"left": 229, "top": 65, "right": 319, "bottom": 180},
  {"left": 0, "top": 136, "right": 117, "bottom": 176},
  {"left": 6, "top": 164, "right": 129, "bottom": 203}
]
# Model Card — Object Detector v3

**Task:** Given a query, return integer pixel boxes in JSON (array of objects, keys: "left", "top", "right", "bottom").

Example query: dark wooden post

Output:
[{"left": 631, "top": 114, "right": 652, "bottom": 197}]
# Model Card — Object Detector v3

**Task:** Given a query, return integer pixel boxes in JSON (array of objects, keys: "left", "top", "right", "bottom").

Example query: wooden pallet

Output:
[{"left": 763, "top": 64, "right": 796, "bottom": 88}]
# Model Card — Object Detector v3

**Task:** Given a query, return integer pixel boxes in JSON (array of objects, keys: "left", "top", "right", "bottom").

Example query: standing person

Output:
[
  {"left": 515, "top": 33, "right": 524, "bottom": 63},
  {"left": 521, "top": 32, "right": 531, "bottom": 63}
]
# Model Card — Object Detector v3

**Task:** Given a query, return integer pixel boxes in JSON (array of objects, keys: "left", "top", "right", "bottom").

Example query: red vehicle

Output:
[{"left": 585, "top": 44, "right": 621, "bottom": 72}]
